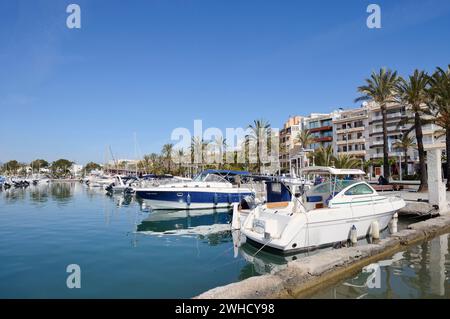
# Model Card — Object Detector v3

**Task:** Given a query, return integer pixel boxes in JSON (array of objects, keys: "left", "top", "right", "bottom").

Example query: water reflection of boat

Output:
[
  {"left": 106, "top": 192, "right": 133, "bottom": 207},
  {"left": 232, "top": 230, "right": 324, "bottom": 275},
  {"left": 136, "top": 208, "right": 232, "bottom": 235}
]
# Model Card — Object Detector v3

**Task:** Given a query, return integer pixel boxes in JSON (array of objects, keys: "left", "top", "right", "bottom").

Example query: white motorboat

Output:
[
  {"left": 135, "top": 170, "right": 254, "bottom": 210},
  {"left": 85, "top": 174, "right": 115, "bottom": 188},
  {"left": 232, "top": 166, "right": 405, "bottom": 254},
  {"left": 105, "top": 175, "right": 138, "bottom": 193}
]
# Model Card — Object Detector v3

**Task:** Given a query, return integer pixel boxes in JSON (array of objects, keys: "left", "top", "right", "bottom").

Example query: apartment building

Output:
[
  {"left": 366, "top": 102, "right": 410, "bottom": 175},
  {"left": 279, "top": 116, "right": 303, "bottom": 171},
  {"left": 279, "top": 103, "right": 445, "bottom": 177},
  {"left": 332, "top": 107, "right": 369, "bottom": 161},
  {"left": 366, "top": 101, "right": 445, "bottom": 176},
  {"left": 304, "top": 113, "right": 335, "bottom": 150}
]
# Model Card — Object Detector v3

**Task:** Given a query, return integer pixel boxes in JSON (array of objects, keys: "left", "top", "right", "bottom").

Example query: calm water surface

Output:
[
  {"left": 1, "top": 182, "right": 448, "bottom": 298},
  {"left": 310, "top": 234, "right": 450, "bottom": 299},
  {"left": 0, "top": 183, "right": 255, "bottom": 298}
]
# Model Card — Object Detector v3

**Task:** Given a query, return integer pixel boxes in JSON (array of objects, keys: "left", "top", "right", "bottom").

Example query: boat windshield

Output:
[
  {"left": 311, "top": 180, "right": 358, "bottom": 194},
  {"left": 192, "top": 173, "right": 226, "bottom": 183}
]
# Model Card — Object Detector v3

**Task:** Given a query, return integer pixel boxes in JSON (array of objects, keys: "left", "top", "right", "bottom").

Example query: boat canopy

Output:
[
  {"left": 299, "top": 166, "right": 365, "bottom": 176},
  {"left": 201, "top": 169, "right": 250, "bottom": 176}
]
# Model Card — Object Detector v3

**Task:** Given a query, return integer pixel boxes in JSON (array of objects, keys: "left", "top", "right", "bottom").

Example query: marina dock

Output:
[{"left": 196, "top": 204, "right": 450, "bottom": 299}]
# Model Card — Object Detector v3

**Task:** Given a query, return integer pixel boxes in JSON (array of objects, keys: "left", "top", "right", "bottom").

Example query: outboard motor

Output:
[{"left": 239, "top": 195, "right": 256, "bottom": 210}]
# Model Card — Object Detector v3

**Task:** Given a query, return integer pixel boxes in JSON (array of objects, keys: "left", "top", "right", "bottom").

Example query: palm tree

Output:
[
  {"left": 148, "top": 153, "right": 162, "bottom": 174},
  {"left": 296, "top": 129, "right": 315, "bottom": 149},
  {"left": 392, "top": 134, "right": 416, "bottom": 178},
  {"left": 140, "top": 155, "right": 152, "bottom": 173},
  {"left": 308, "top": 145, "right": 335, "bottom": 167},
  {"left": 247, "top": 119, "right": 271, "bottom": 173},
  {"left": 428, "top": 65, "right": 450, "bottom": 190},
  {"left": 175, "top": 149, "right": 185, "bottom": 175},
  {"left": 161, "top": 144, "right": 174, "bottom": 173},
  {"left": 395, "top": 70, "right": 431, "bottom": 191},
  {"left": 334, "top": 154, "right": 360, "bottom": 169},
  {"left": 214, "top": 136, "right": 227, "bottom": 168},
  {"left": 356, "top": 68, "right": 400, "bottom": 180},
  {"left": 190, "top": 136, "right": 204, "bottom": 163}
]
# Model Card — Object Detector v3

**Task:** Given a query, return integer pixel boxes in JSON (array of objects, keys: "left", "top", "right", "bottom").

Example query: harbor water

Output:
[
  {"left": 0, "top": 182, "right": 449, "bottom": 298},
  {"left": 310, "top": 233, "right": 450, "bottom": 299}
]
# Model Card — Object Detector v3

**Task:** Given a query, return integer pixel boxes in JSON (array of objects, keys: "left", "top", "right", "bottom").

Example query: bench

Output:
[
  {"left": 372, "top": 184, "right": 395, "bottom": 191},
  {"left": 266, "top": 202, "right": 290, "bottom": 209}
]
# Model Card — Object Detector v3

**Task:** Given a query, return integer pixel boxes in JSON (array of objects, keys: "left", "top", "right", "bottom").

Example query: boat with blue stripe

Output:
[{"left": 135, "top": 170, "right": 254, "bottom": 210}]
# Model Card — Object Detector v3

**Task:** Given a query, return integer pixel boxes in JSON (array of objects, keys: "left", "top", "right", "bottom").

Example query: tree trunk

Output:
[
  {"left": 415, "top": 112, "right": 428, "bottom": 192},
  {"left": 404, "top": 149, "right": 408, "bottom": 177},
  {"left": 381, "top": 105, "right": 390, "bottom": 180},
  {"left": 447, "top": 128, "right": 450, "bottom": 191},
  {"left": 257, "top": 138, "right": 261, "bottom": 174}
]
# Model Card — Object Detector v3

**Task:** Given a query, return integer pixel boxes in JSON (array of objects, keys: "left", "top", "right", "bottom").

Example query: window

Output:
[
  {"left": 345, "top": 183, "right": 374, "bottom": 196},
  {"left": 322, "top": 119, "right": 332, "bottom": 127},
  {"left": 357, "top": 132, "right": 363, "bottom": 139},
  {"left": 309, "top": 121, "right": 319, "bottom": 129},
  {"left": 354, "top": 121, "right": 363, "bottom": 127}
]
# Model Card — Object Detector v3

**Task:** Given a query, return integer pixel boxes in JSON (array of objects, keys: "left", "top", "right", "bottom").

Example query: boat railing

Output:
[{"left": 349, "top": 194, "right": 401, "bottom": 212}]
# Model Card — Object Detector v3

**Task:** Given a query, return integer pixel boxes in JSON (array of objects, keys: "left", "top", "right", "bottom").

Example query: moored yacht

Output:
[
  {"left": 105, "top": 175, "right": 138, "bottom": 193},
  {"left": 135, "top": 170, "right": 254, "bottom": 210},
  {"left": 232, "top": 166, "right": 405, "bottom": 254}
]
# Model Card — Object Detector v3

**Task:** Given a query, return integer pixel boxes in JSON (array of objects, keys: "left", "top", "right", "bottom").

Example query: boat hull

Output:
[
  {"left": 241, "top": 198, "right": 404, "bottom": 253},
  {"left": 136, "top": 189, "right": 253, "bottom": 210},
  {"left": 245, "top": 211, "right": 395, "bottom": 254}
]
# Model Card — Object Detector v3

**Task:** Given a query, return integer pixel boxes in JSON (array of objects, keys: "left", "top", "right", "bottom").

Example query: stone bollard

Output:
[{"left": 426, "top": 145, "right": 449, "bottom": 214}]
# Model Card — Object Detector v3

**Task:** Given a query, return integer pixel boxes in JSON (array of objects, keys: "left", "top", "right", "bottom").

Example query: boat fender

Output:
[
  {"left": 350, "top": 225, "right": 357, "bottom": 245},
  {"left": 186, "top": 193, "right": 191, "bottom": 206},
  {"left": 371, "top": 221, "right": 380, "bottom": 239},
  {"left": 213, "top": 193, "right": 218, "bottom": 206}
]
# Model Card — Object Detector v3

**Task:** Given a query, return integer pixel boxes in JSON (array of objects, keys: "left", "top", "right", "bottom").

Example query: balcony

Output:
[
  {"left": 371, "top": 112, "right": 406, "bottom": 121},
  {"left": 371, "top": 151, "right": 403, "bottom": 159},
  {"left": 309, "top": 126, "right": 333, "bottom": 133},
  {"left": 313, "top": 136, "right": 333, "bottom": 142},
  {"left": 336, "top": 138, "right": 365, "bottom": 145},
  {"left": 337, "top": 150, "right": 366, "bottom": 156},
  {"left": 371, "top": 126, "right": 408, "bottom": 134},
  {"left": 335, "top": 126, "right": 365, "bottom": 134}
]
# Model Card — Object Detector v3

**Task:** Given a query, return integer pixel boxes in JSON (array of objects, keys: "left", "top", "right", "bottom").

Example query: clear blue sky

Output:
[{"left": 1, "top": 0, "right": 449, "bottom": 164}]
